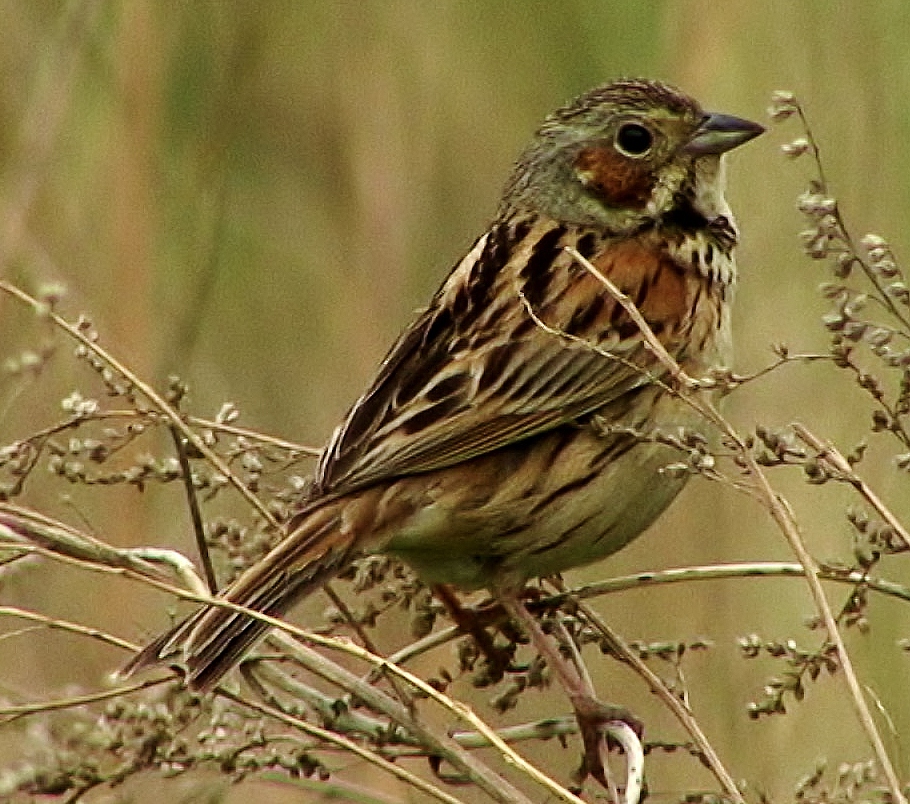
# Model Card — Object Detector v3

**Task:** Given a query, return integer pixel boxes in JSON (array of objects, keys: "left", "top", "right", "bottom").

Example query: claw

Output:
[
  {"left": 571, "top": 694, "right": 643, "bottom": 737},
  {"left": 571, "top": 694, "right": 644, "bottom": 795}
]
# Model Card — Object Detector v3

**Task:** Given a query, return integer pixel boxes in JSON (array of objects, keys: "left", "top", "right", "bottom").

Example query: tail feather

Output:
[{"left": 122, "top": 501, "right": 357, "bottom": 690}]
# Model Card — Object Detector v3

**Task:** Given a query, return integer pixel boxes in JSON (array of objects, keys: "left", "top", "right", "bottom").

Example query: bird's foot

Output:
[{"left": 570, "top": 694, "right": 643, "bottom": 793}]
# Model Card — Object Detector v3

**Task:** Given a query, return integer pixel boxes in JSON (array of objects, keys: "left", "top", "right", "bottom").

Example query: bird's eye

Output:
[{"left": 614, "top": 123, "right": 653, "bottom": 157}]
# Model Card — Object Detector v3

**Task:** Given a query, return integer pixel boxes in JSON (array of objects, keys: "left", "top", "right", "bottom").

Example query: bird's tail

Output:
[{"left": 121, "top": 498, "right": 356, "bottom": 691}]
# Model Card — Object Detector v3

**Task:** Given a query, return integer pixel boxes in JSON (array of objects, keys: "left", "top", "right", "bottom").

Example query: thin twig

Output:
[
  {"left": 564, "top": 246, "right": 699, "bottom": 389},
  {"left": 0, "top": 604, "right": 138, "bottom": 653},
  {"left": 0, "top": 502, "right": 209, "bottom": 595},
  {"left": 727, "top": 351, "right": 831, "bottom": 388},
  {"left": 2, "top": 407, "right": 320, "bottom": 457},
  {"left": 0, "top": 677, "right": 171, "bottom": 724},
  {"left": 0, "top": 528, "right": 537, "bottom": 804},
  {"left": 186, "top": 415, "right": 321, "bottom": 456},
  {"left": 570, "top": 594, "right": 743, "bottom": 804},
  {"left": 384, "top": 561, "right": 910, "bottom": 670},
  {"left": 321, "top": 583, "right": 415, "bottom": 709},
  {"left": 170, "top": 426, "right": 218, "bottom": 593},
  {"left": 796, "top": 102, "right": 910, "bottom": 334},
  {"left": 557, "top": 562, "right": 910, "bottom": 606},
  {"left": 792, "top": 423, "right": 910, "bottom": 550},
  {"left": 219, "top": 688, "right": 471, "bottom": 804},
  {"left": 0, "top": 279, "right": 281, "bottom": 532}
]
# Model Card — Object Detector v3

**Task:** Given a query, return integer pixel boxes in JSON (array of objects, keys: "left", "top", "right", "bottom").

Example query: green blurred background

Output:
[{"left": 2, "top": 1, "right": 910, "bottom": 801}]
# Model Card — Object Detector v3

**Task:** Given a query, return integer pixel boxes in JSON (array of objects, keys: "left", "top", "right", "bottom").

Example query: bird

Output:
[{"left": 123, "top": 79, "right": 762, "bottom": 712}]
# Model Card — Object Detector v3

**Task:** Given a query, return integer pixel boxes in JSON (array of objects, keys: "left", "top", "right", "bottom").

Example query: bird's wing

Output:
[{"left": 316, "top": 218, "right": 696, "bottom": 496}]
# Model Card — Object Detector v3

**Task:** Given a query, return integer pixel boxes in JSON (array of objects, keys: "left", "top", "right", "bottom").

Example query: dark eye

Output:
[{"left": 615, "top": 123, "right": 653, "bottom": 156}]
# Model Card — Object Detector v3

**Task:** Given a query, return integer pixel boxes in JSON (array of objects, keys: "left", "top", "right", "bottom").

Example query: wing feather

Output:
[{"left": 315, "top": 218, "right": 692, "bottom": 495}]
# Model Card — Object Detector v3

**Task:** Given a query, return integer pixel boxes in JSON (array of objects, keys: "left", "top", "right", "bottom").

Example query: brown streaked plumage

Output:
[{"left": 123, "top": 79, "right": 763, "bottom": 697}]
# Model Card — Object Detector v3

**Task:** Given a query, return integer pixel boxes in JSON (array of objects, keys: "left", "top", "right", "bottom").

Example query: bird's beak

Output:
[{"left": 682, "top": 112, "right": 765, "bottom": 156}]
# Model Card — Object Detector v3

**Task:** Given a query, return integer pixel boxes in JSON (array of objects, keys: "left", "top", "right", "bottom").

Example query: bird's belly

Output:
[
  {"left": 382, "top": 395, "right": 699, "bottom": 589},
  {"left": 496, "top": 439, "right": 690, "bottom": 582}
]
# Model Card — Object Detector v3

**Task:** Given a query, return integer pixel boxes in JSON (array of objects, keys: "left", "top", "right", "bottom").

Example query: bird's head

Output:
[{"left": 499, "top": 78, "right": 764, "bottom": 234}]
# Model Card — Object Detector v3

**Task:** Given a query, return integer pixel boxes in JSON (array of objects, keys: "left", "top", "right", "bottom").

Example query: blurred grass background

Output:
[{"left": 2, "top": 1, "right": 910, "bottom": 801}]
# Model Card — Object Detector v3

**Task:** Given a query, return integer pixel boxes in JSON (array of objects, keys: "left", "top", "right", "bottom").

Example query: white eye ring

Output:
[{"left": 614, "top": 122, "right": 654, "bottom": 157}]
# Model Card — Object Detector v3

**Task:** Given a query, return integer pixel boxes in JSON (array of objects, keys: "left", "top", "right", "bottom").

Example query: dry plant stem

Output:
[
  {"left": 186, "top": 415, "right": 321, "bottom": 456},
  {"left": 792, "top": 423, "right": 910, "bottom": 549},
  {"left": 218, "top": 689, "right": 471, "bottom": 804},
  {"left": 741, "top": 470, "right": 905, "bottom": 802},
  {"left": 0, "top": 677, "right": 170, "bottom": 724},
  {"left": 797, "top": 102, "right": 910, "bottom": 334},
  {"left": 0, "top": 502, "right": 209, "bottom": 594},
  {"left": 321, "top": 583, "right": 415, "bottom": 709},
  {"left": 572, "top": 597, "right": 743, "bottom": 804},
  {"left": 250, "top": 659, "right": 585, "bottom": 755},
  {"left": 561, "top": 562, "right": 910, "bottom": 605},
  {"left": 260, "top": 627, "right": 581, "bottom": 804},
  {"left": 5, "top": 407, "right": 320, "bottom": 457},
  {"left": 563, "top": 247, "right": 698, "bottom": 390},
  {"left": 249, "top": 657, "right": 404, "bottom": 745},
  {"left": 384, "top": 560, "right": 910, "bottom": 674},
  {"left": 608, "top": 723, "right": 645, "bottom": 804},
  {"left": 242, "top": 636, "right": 559, "bottom": 803},
  {"left": 226, "top": 626, "right": 579, "bottom": 801},
  {"left": 170, "top": 426, "right": 218, "bottom": 593},
  {"left": 0, "top": 279, "right": 281, "bottom": 532},
  {"left": 0, "top": 605, "right": 138, "bottom": 654},
  {"left": 234, "top": 618, "right": 541, "bottom": 800},
  {"left": 380, "top": 720, "right": 582, "bottom": 760},
  {"left": 552, "top": 617, "right": 596, "bottom": 697},
  {"left": 0, "top": 525, "right": 544, "bottom": 803},
  {"left": 728, "top": 352, "right": 831, "bottom": 387},
  {"left": 499, "top": 597, "right": 586, "bottom": 699},
  {"left": 42, "top": 537, "right": 559, "bottom": 804},
  {"left": 566, "top": 246, "right": 907, "bottom": 804},
  {"left": 261, "top": 634, "right": 419, "bottom": 732},
  {"left": 449, "top": 718, "right": 579, "bottom": 750},
  {"left": 322, "top": 583, "right": 382, "bottom": 656},
  {"left": 0, "top": 502, "right": 172, "bottom": 581}
]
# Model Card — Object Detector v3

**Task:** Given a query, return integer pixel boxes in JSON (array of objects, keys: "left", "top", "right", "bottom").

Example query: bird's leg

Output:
[
  {"left": 432, "top": 584, "right": 515, "bottom": 682},
  {"left": 498, "top": 592, "right": 640, "bottom": 794}
]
